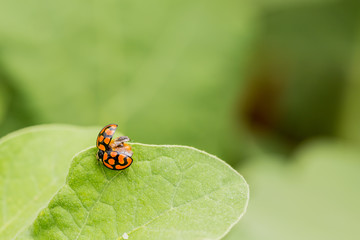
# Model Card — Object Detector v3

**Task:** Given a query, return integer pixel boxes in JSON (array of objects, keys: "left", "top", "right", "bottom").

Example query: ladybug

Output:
[{"left": 96, "top": 124, "right": 133, "bottom": 170}]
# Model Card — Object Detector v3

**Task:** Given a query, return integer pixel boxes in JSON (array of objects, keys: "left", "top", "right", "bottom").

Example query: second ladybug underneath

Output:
[{"left": 96, "top": 124, "right": 133, "bottom": 170}]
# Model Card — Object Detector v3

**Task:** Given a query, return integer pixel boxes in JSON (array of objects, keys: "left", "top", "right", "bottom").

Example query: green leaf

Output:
[
  {"left": 18, "top": 144, "right": 248, "bottom": 240},
  {"left": 0, "top": 125, "right": 99, "bottom": 239},
  {"left": 224, "top": 140, "right": 360, "bottom": 240}
]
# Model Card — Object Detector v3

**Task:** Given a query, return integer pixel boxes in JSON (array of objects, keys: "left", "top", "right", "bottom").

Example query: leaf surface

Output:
[
  {"left": 19, "top": 144, "right": 249, "bottom": 240},
  {"left": 0, "top": 125, "right": 99, "bottom": 239}
]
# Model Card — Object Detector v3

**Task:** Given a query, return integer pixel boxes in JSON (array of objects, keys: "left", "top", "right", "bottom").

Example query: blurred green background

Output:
[{"left": 1, "top": 0, "right": 360, "bottom": 239}]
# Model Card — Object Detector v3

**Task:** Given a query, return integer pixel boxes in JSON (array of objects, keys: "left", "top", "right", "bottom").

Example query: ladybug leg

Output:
[
  {"left": 96, "top": 150, "right": 104, "bottom": 162},
  {"left": 116, "top": 136, "right": 130, "bottom": 142}
]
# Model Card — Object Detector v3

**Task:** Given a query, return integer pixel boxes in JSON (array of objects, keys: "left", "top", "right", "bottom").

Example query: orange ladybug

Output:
[{"left": 96, "top": 124, "right": 133, "bottom": 170}]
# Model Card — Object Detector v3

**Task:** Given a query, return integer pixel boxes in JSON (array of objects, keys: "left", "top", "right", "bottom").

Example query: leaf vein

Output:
[
  {"left": 74, "top": 171, "right": 121, "bottom": 240},
  {"left": 125, "top": 182, "right": 232, "bottom": 238}
]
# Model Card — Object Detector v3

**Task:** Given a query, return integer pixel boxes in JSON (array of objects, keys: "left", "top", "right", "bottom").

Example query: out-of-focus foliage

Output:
[
  {"left": 0, "top": 0, "right": 257, "bottom": 163},
  {"left": 226, "top": 1, "right": 360, "bottom": 239},
  {"left": 339, "top": 27, "right": 360, "bottom": 142},
  {"left": 239, "top": 0, "right": 360, "bottom": 152},
  {"left": 225, "top": 140, "right": 360, "bottom": 240},
  {"left": 0, "top": 83, "right": 8, "bottom": 124}
]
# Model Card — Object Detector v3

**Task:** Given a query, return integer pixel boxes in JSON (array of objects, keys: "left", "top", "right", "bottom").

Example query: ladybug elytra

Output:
[{"left": 96, "top": 124, "right": 133, "bottom": 170}]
